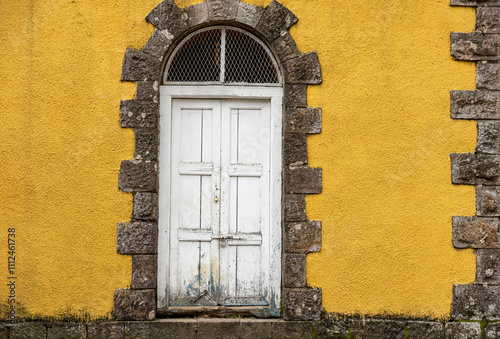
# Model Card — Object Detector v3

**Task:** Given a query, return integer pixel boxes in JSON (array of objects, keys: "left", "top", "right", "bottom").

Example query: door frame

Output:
[{"left": 157, "top": 85, "right": 283, "bottom": 317}]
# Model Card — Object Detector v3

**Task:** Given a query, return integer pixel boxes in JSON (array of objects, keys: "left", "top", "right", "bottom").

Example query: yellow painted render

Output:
[{"left": 0, "top": 0, "right": 476, "bottom": 319}]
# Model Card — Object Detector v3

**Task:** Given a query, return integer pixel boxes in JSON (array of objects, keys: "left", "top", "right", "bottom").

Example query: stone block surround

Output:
[
  {"left": 450, "top": 0, "right": 500, "bottom": 322},
  {"left": 117, "top": 0, "right": 323, "bottom": 321}
]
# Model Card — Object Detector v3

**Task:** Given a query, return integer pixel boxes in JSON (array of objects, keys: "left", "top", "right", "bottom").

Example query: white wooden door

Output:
[{"left": 158, "top": 87, "right": 282, "bottom": 313}]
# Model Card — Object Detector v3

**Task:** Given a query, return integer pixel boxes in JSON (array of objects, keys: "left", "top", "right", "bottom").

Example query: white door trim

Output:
[{"left": 158, "top": 85, "right": 283, "bottom": 316}]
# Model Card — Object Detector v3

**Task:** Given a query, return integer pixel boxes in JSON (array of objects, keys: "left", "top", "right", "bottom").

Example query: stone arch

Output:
[{"left": 115, "top": 0, "right": 323, "bottom": 321}]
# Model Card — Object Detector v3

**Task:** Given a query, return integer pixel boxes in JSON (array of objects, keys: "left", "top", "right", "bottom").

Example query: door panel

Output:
[
  {"left": 220, "top": 100, "right": 271, "bottom": 306},
  {"left": 169, "top": 100, "right": 220, "bottom": 306},
  {"left": 162, "top": 94, "right": 279, "bottom": 311}
]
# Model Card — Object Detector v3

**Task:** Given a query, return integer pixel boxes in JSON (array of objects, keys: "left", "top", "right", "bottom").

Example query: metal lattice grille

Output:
[
  {"left": 166, "top": 29, "right": 222, "bottom": 82},
  {"left": 225, "top": 29, "right": 278, "bottom": 84},
  {"left": 164, "top": 27, "right": 280, "bottom": 84}
]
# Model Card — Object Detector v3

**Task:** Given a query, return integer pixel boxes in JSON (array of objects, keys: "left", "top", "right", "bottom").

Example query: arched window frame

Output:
[{"left": 116, "top": 0, "right": 323, "bottom": 321}]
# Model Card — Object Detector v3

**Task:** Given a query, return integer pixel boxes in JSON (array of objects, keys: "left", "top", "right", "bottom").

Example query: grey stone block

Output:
[
  {"left": 143, "top": 29, "right": 173, "bottom": 58},
  {"left": 183, "top": 3, "right": 209, "bottom": 28},
  {"left": 10, "top": 323, "right": 46, "bottom": 339},
  {"left": 285, "top": 194, "right": 307, "bottom": 222},
  {"left": 121, "top": 48, "right": 161, "bottom": 82},
  {"left": 478, "top": 8, "right": 500, "bottom": 34},
  {"left": 453, "top": 284, "right": 500, "bottom": 320},
  {"left": 207, "top": 0, "right": 239, "bottom": 21},
  {"left": 133, "top": 192, "right": 158, "bottom": 221},
  {"left": 445, "top": 322, "right": 481, "bottom": 339},
  {"left": 284, "top": 221, "right": 321, "bottom": 253},
  {"left": 236, "top": 2, "right": 265, "bottom": 28},
  {"left": 452, "top": 216, "right": 499, "bottom": 248},
  {"left": 283, "top": 288, "right": 322, "bottom": 321},
  {"left": 120, "top": 100, "right": 158, "bottom": 128},
  {"left": 451, "top": 0, "right": 500, "bottom": 6},
  {"left": 272, "top": 32, "right": 300, "bottom": 62},
  {"left": 477, "top": 186, "right": 500, "bottom": 216},
  {"left": 198, "top": 318, "right": 240, "bottom": 339},
  {"left": 283, "top": 52, "right": 322, "bottom": 84},
  {"left": 125, "top": 319, "right": 197, "bottom": 338},
  {"left": 271, "top": 321, "right": 313, "bottom": 339},
  {"left": 451, "top": 153, "right": 475, "bottom": 185},
  {"left": 0, "top": 325, "right": 8, "bottom": 339},
  {"left": 485, "top": 322, "right": 500, "bottom": 339},
  {"left": 119, "top": 160, "right": 158, "bottom": 193},
  {"left": 256, "top": 1, "right": 298, "bottom": 42},
  {"left": 283, "top": 253, "right": 306, "bottom": 287},
  {"left": 477, "top": 121, "right": 500, "bottom": 154},
  {"left": 475, "top": 154, "right": 500, "bottom": 184},
  {"left": 285, "top": 167, "right": 322, "bottom": 194},
  {"left": 477, "top": 249, "right": 500, "bottom": 283},
  {"left": 87, "top": 322, "right": 124, "bottom": 339},
  {"left": 146, "top": 0, "right": 188, "bottom": 38},
  {"left": 312, "top": 318, "right": 349, "bottom": 338},
  {"left": 451, "top": 33, "right": 500, "bottom": 61},
  {"left": 477, "top": 62, "right": 500, "bottom": 91},
  {"left": 134, "top": 129, "right": 158, "bottom": 161},
  {"left": 285, "top": 84, "right": 308, "bottom": 107},
  {"left": 451, "top": 90, "right": 500, "bottom": 120},
  {"left": 349, "top": 320, "right": 405, "bottom": 339},
  {"left": 285, "top": 107, "right": 322, "bottom": 134},
  {"left": 47, "top": 324, "right": 86, "bottom": 339},
  {"left": 405, "top": 321, "right": 444, "bottom": 339},
  {"left": 284, "top": 133, "right": 307, "bottom": 166},
  {"left": 136, "top": 81, "right": 159, "bottom": 103},
  {"left": 238, "top": 320, "right": 273, "bottom": 339},
  {"left": 131, "top": 254, "right": 156, "bottom": 289},
  {"left": 117, "top": 222, "right": 157, "bottom": 254},
  {"left": 114, "top": 289, "right": 155, "bottom": 321}
]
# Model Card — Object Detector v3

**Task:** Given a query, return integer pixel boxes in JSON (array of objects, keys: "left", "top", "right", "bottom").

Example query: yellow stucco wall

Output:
[{"left": 0, "top": 0, "right": 476, "bottom": 319}]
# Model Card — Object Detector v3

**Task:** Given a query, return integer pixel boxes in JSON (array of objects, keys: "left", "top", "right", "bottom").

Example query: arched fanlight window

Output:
[{"left": 164, "top": 26, "right": 282, "bottom": 85}]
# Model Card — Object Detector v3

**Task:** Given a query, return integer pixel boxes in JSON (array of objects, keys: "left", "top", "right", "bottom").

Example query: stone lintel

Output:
[
  {"left": 236, "top": 2, "right": 265, "bottom": 28},
  {"left": 207, "top": 0, "right": 239, "bottom": 21}
]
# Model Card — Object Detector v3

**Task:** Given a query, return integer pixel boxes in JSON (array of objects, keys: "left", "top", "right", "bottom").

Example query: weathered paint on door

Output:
[{"left": 158, "top": 87, "right": 282, "bottom": 313}]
